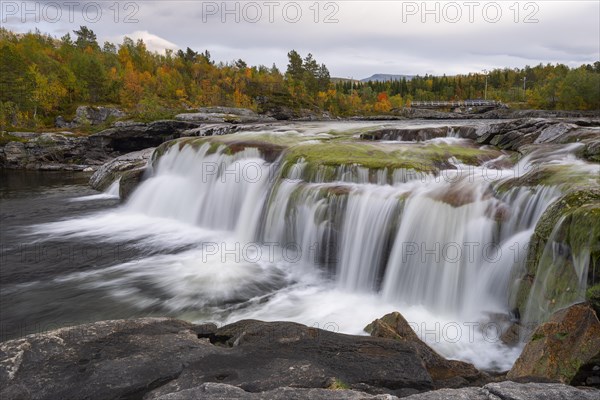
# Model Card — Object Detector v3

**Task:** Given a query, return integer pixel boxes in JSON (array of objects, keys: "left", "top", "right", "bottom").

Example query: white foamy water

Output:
[
  {"left": 69, "top": 179, "right": 120, "bottom": 202},
  {"left": 26, "top": 124, "right": 597, "bottom": 371}
]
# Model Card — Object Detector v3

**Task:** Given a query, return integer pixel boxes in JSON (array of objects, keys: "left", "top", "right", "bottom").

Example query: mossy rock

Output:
[
  {"left": 517, "top": 189, "right": 600, "bottom": 324},
  {"left": 282, "top": 141, "right": 502, "bottom": 178},
  {"left": 507, "top": 303, "right": 600, "bottom": 385},
  {"left": 0, "top": 133, "right": 28, "bottom": 146},
  {"left": 495, "top": 163, "right": 600, "bottom": 194},
  {"left": 587, "top": 284, "right": 600, "bottom": 315},
  {"left": 119, "top": 167, "right": 147, "bottom": 200}
]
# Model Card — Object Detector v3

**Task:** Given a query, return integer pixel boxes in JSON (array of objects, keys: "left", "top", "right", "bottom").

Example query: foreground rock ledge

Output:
[{"left": 1, "top": 318, "right": 598, "bottom": 400}]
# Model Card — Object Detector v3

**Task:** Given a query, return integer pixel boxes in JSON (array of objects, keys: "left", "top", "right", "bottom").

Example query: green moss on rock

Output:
[{"left": 517, "top": 189, "right": 600, "bottom": 325}]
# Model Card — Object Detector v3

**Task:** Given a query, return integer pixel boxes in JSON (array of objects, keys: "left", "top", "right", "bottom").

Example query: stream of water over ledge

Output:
[{"left": 2, "top": 121, "right": 598, "bottom": 372}]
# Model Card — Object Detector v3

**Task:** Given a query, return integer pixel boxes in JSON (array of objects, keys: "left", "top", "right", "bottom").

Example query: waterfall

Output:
[
  {"left": 337, "top": 185, "right": 402, "bottom": 291},
  {"left": 121, "top": 142, "right": 562, "bottom": 322},
  {"left": 126, "top": 143, "right": 272, "bottom": 237},
  {"left": 381, "top": 184, "right": 496, "bottom": 316},
  {"left": 523, "top": 215, "right": 593, "bottom": 326},
  {"left": 69, "top": 178, "right": 121, "bottom": 202},
  {"left": 30, "top": 123, "right": 595, "bottom": 371}
]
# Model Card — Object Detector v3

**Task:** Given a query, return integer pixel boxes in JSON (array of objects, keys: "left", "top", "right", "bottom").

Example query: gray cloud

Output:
[{"left": 3, "top": 0, "right": 598, "bottom": 78}]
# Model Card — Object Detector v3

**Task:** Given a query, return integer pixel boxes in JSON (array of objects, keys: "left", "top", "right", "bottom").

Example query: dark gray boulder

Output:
[
  {"left": 149, "top": 319, "right": 433, "bottom": 397},
  {"left": 360, "top": 127, "right": 450, "bottom": 141},
  {"left": 148, "top": 383, "right": 398, "bottom": 399},
  {"left": 56, "top": 106, "right": 126, "bottom": 128},
  {"left": 2, "top": 318, "right": 598, "bottom": 400},
  {"left": 89, "top": 147, "right": 154, "bottom": 193},
  {"left": 0, "top": 318, "right": 219, "bottom": 400},
  {"left": 403, "top": 381, "right": 599, "bottom": 399},
  {"left": 89, "top": 120, "right": 201, "bottom": 152},
  {"left": 365, "top": 312, "right": 485, "bottom": 389},
  {"left": 0, "top": 132, "right": 108, "bottom": 170},
  {"left": 175, "top": 107, "right": 276, "bottom": 123},
  {"left": 475, "top": 118, "right": 600, "bottom": 153},
  {"left": 0, "top": 319, "right": 434, "bottom": 400}
]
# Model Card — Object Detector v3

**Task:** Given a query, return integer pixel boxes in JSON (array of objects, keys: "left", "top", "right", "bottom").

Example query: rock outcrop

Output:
[
  {"left": 0, "top": 132, "right": 109, "bottom": 170},
  {"left": 176, "top": 107, "right": 276, "bottom": 123},
  {"left": 474, "top": 118, "right": 600, "bottom": 154},
  {"left": 365, "top": 312, "right": 485, "bottom": 388},
  {"left": 1, "top": 318, "right": 598, "bottom": 400},
  {"left": 158, "top": 319, "right": 433, "bottom": 396},
  {"left": 88, "top": 148, "right": 154, "bottom": 196},
  {"left": 514, "top": 189, "right": 600, "bottom": 324},
  {"left": 360, "top": 127, "right": 449, "bottom": 141},
  {"left": 88, "top": 120, "right": 203, "bottom": 153},
  {"left": 0, "top": 318, "right": 216, "bottom": 400},
  {"left": 403, "top": 381, "right": 599, "bottom": 400},
  {"left": 507, "top": 303, "right": 600, "bottom": 386},
  {"left": 55, "top": 106, "right": 126, "bottom": 128},
  {"left": 145, "top": 381, "right": 600, "bottom": 400},
  {"left": 0, "top": 318, "right": 435, "bottom": 400}
]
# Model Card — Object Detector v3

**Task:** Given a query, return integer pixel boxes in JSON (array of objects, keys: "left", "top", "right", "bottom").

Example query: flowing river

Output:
[{"left": 2, "top": 121, "right": 597, "bottom": 372}]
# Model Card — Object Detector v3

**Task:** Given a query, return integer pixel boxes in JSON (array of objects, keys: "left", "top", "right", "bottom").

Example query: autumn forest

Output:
[{"left": 1, "top": 26, "right": 599, "bottom": 130}]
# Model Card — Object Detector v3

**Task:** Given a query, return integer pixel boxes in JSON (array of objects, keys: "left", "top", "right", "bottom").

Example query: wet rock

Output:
[
  {"left": 225, "top": 140, "right": 286, "bottom": 162},
  {"left": 1, "top": 141, "right": 27, "bottom": 166},
  {"left": 180, "top": 123, "right": 245, "bottom": 137},
  {"left": 150, "top": 381, "right": 600, "bottom": 400},
  {"left": 0, "top": 318, "right": 218, "bottom": 400},
  {"left": 403, "top": 381, "right": 600, "bottom": 400},
  {"left": 0, "top": 132, "right": 106, "bottom": 170},
  {"left": 89, "top": 120, "right": 201, "bottom": 152},
  {"left": 2, "top": 317, "right": 599, "bottom": 400},
  {"left": 360, "top": 127, "right": 449, "bottom": 141},
  {"left": 264, "top": 106, "right": 327, "bottom": 121},
  {"left": 0, "top": 318, "right": 436, "bottom": 400},
  {"left": 149, "top": 319, "right": 433, "bottom": 397},
  {"left": 176, "top": 107, "right": 275, "bottom": 123},
  {"left": 507, "top": 303, "right": 600, "bottom": 385},
  {"left": 475, "top": 118, "right": 600, "bottom": 153},
  {"left": 119, "top": 167, "right": 147, "bottom": 199},
  {"left": 89, "top": 147, "right": 154, "bottom": 192},
  {"left": 364, "top": 312, "right": 484, "bottom": 388},
  {"left": 148, "top": 382, "right": 399, "bottom": 400},
  {"left": 500, "top": 323, "right": 524, "bottom": 347},
  {"left": 516, "top": 189, "right": 600, "bottom": 322},
  {"left": 534, "top": 123, "right": 577, "bottom": 144},
  {"left": 581, "top": 134, "right": 600, "bottom": 163},
  {"left": 456, "top": 126, "right": 478, "bottom": 139}
]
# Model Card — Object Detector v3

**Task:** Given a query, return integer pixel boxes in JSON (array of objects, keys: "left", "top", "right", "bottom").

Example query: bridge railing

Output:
[{"left": 410, "top": 100, "right": 502, "bottom": 108}]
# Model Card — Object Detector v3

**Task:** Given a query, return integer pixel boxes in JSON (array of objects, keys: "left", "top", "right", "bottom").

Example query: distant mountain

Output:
[{"left": 361, "top": 74, "right": 414, "bottom": 82}]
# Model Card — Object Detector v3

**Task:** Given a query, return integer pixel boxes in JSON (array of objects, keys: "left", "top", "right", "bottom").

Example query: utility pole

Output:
[
  {"left": 483, "top": 69, "right": 488, "bottom": 100},
  {"left": 522, "top": 76, "right": 527, "bottom": 101}
]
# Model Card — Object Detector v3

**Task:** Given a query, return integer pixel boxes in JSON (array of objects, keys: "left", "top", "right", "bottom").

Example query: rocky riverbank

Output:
[
  {"left": 1, "top": 306, "right": 599, "bottom": 400},
  {"left": 2, "top": 105, "right": 598, "bottom": 172},
  {"left": 2, "top": 109, "right": 600, "bottom": 399},
  {"left": 0, "top": 106, "right": 275, "bottom": 171}
]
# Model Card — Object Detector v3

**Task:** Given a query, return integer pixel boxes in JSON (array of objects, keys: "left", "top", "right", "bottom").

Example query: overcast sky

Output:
[{"left": 2, "top": 0, "right": 599, "bottom": 78}]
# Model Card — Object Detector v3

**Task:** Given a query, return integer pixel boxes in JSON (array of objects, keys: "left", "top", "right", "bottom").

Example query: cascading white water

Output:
[
  {"left": 70, "top": 178, "right": 121, "bottom": 202},
  {"left": 127, "top": 143, "right": 272, "bottom": 237},
  {"left": 381, "top": 182, "right": 497, "bottom": 316},
  {"left": 337, "top": 185, "right": 402, "bottom": 291},
  {"left": 29, "top": 124, "right": 596, "bottom": 371}
]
